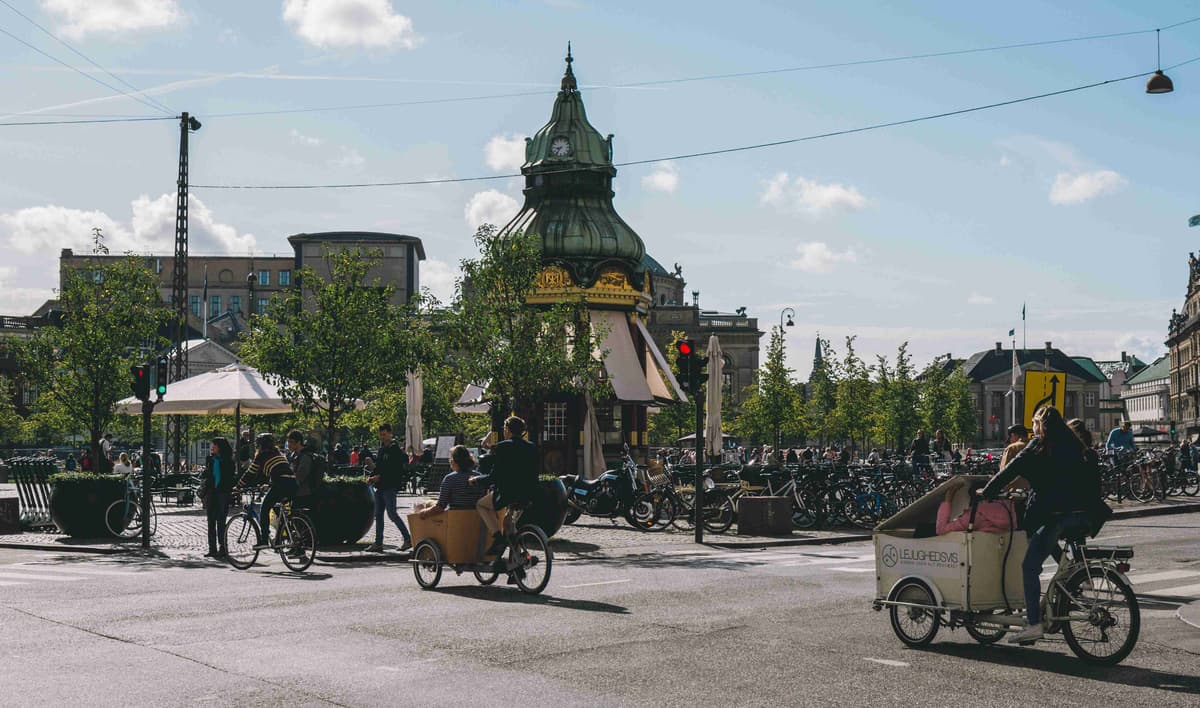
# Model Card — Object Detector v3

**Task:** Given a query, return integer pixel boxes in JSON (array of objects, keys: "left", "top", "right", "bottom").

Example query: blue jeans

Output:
[
  {"left": 1022, "top": 514, "right": 1082, "bottom": 624},
  {"left": 374, "top": 487, "right": 410, "bottom": 545}
]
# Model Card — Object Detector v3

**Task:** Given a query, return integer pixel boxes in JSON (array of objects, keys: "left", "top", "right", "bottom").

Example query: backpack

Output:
[{"left": 308, "top": 450, "right": 327, "bottom": 489}]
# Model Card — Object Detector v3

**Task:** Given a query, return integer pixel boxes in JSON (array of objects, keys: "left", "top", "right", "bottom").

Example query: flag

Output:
[
  {"left": 1190, "top": 214, "right": 1200, "bottom": 228},
  {"left": 1011, "top": 346, "right": 1019, "bottom": 392},
  {"left": 202, "top": 264, "right": 209, "bottom": 337},
  {"left": 1021, "top": 303, "right": 1026, "bottom": 321},
  {"left": 1008, "top": 328, "right": 1015, "bottom": 337}
]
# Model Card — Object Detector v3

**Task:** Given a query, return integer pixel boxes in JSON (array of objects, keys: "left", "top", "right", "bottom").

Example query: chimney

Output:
[
  {"left": 1045, "top": 341, "right": 1053, "bottom": 357},
  {"left": 692, "top": 290, "right": 699, "bottom": 307},
  {"left": 995, "top": 342, "right": 1003, "bottom": 355},
  {"left": 1121, "top": 351, "right": 1127, "bottom": 363}
]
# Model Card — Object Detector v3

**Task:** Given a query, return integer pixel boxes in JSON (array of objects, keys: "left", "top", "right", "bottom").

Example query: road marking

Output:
[
  {"left": 863, "top": 658, "right": 909, "bottom": 667},
  {"left": 12, "top": 564, "right": 134, "bottom": 577},
  {"left": 1126, "top": 570, "right": 1200, "bottom": 585},
  {"left": 830, "top": 567, "right": 875, "bottom": 573},
  {"left": 1145, "top": 582, "right": 1200, "bottom": 597},
  {"left": 0, "top": 571, "right": 82, "bottom": 582},
  {"left": 562, "top": 579, "right": 631, "bottom": 589},
  {"left": 0, "top": 581, "right": 26, "bottom": 586}
]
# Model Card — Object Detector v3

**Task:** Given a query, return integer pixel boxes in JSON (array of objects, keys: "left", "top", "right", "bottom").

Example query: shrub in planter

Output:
[
  {"left": 523, "top": 478, "right": 568, "bottom": 538},
  {"left": 308, "top": 476, "right": 374, "bottom": 545},
  {"left": 49, "top": 473, "right": 125, "bottom": 538}
]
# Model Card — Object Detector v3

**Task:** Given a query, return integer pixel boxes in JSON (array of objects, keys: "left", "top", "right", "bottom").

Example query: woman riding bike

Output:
[
  {"left": 238, "top": 433, "right": 297, "bottom": 549},
  {"left": 979, "top": 406, "right": 1100, "bottom": 644}
]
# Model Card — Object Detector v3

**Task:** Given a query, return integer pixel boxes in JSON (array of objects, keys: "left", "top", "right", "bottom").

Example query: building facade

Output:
[
  {"left": 1121, "top": 354, "right": 1170, "bottom": 431},
  {"left": 1166, "top": 252, "right": 1200, "bottom": 435}
]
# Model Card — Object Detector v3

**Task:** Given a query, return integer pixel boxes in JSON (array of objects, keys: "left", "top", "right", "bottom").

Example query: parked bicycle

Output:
[{"left": 105, "top": 473, "right": 158, "bottom": 539}]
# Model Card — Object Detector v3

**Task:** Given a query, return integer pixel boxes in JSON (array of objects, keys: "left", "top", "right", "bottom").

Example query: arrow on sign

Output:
[{"left": 1034, "top": 374, "right": 1059, "bottom": 414}]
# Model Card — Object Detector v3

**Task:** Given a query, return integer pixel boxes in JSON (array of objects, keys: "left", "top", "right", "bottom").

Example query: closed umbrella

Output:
[
  {"left": 705, "top": 335, "right": 724, "bottom": 461},
  {"left": 405, "top": 370, "right": 424, "bottom": 453},
  {"left": 583, "top": 391, "right": 607, "bottom": 479}
]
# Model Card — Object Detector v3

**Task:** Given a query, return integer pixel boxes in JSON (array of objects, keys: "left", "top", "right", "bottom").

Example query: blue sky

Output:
[{"left": 0, "top": 0, "right": 1197, "bottom": 377}]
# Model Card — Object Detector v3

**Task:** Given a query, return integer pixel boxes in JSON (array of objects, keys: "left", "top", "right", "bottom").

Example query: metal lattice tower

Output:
[{"left": 165, "top": 112, "right": 197, "bottom": 473}]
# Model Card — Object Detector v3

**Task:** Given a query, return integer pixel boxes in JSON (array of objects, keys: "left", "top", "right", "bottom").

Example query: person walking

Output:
[
  {"left": 365, "top": 423, "right": 412, "bottom": 553},
  {"left": 202, "top": 437, "right": 236, "bottom": 559}
]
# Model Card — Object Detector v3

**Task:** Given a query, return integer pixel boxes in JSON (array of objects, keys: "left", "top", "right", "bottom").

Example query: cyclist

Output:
[
  {"left": 471, "top": 416, "right": 539, "bottom": 564},
  {"left": 1105, "top": 420, "right": 1136, "bottom": 459},
  {"left": 239, "top": 433, "right": 296, "bottom": 549},
  {"left": 980, "top": 406, "right": 1098, "bottom": 644}
]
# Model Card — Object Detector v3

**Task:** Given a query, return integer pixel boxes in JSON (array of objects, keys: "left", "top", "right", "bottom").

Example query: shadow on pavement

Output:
[
  {"left": 562, "top": 552, "right": 748, "bottom": 570},
  {"left": 260, "top": 570, "right": 333, "bottom": 580},
  {"left": 35, "top": 552, "right": 216, "bottom": 570},
  {"left": 434, "top": 585, "right": 630, "bottom": 614},
  {"left": 549, "top": 539, "right": 601, "bottom": 554},
  {"left": 922, "top": 642, "right": 1200, "bottom": 695}
]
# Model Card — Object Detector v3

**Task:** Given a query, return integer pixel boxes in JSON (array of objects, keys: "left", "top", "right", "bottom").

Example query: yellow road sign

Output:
[{"left": 1023, "top": 370, "right": 1065, "bottom": 427}]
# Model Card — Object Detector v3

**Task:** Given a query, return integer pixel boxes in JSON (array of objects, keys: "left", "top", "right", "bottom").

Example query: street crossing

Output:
[{"left": 0, "top": 557, "right": 142, "bottom": 589}]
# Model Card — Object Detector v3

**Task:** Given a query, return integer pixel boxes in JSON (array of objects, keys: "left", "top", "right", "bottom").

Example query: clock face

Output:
[{"left": 550, "top": 136, "right": 571, "bottom": 157}]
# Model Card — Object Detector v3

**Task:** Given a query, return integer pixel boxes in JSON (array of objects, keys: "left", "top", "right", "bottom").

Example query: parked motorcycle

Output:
[{"left": 560, "top": 446, "right": 666, "bottom": 531}]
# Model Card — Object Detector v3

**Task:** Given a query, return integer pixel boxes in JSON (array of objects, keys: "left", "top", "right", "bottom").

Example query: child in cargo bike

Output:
[
  {"left": 414, "top": 445, "right": 486, "bottom": 517},
  {"left": 935, "top": 480, "right": 1014, "bottom": 535}
]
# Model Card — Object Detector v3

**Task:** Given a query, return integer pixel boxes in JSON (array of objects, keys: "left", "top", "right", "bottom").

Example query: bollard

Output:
[{"left": 737, "top": 496, "right": 793, "bottom": 536}]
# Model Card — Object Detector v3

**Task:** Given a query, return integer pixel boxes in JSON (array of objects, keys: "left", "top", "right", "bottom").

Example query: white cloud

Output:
[
  {"left": 641, "top": 162, "right": 679, "bottom": 193},
  {"left": 1049, "top": 170, "right": 1126, "bottom": 205},
  {"left": 790, "top": 242, "right": 857, "bottom": 273},
  {"left": 289, "top": 128, "right": 322, "bottom": 147},
  {"left": 332, "top": 147, "right": 365, "bottom": 168},
  {"left": 999, "top": 155, "right": 1011, "bottom": 168},
  {"left": 40, "top": 0, "right": 182, "bottom": 39},
  {"left": 1, "top": 194, "right": 256, "bottom": 256},
  {"left": 283, "top": 0, "right": 420, "bottom": 49},
  {"left": 464, "top": 190, "right": 520, "bottom": 230},
  {"left": 1114, "top": 334, "right": 1167, "bottom": 364},
  {"left": 484, "top": 134, "right": 526, "bottom": 171},
  {"left": 967, "top": 293, "right": 995, "bottom": 305},
  {"left": 420, "top": 259, "right": 457, "bottom": 304},
  {"left": 760, "top": 172, "right": 868, "bottom": 217}
]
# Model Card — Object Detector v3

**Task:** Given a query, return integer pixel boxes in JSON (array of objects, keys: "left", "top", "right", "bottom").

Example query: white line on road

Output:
[
  {"left": 1144, "top": 582, "right": 1200, "bottom": 597},
  {"left": 0, "top": 571, "right": 82, "bottom": 582},
  {"left": 863, "top": 658, "right": 909, "bottom": 667},
  {"left": 1126, "top": 570, "right": 1200, "bottom": 585},
  {"left": 562, "top": 579, "right": 631, "bottom": 589}
]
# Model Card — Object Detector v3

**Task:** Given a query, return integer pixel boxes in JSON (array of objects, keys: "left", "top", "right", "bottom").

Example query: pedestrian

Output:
[
  {"left": 470, "top": 416, "right": 539, "bottom": 572},
  {"left": 113, "top": 453, "right": 133, "bottom": 475},
  {"left": 201, "top": 437, "right": 235, "bottom": 559},
  {"left": 933, "top": 429, "right": 952, "bottom": 459},
  {"left": 365, "top": 423, "right": 412, "bottom": 553},
  {"left": 1179, "top": 438, "right": 1193, "bottom": 473},
  {"left": 80, "top": 448, "right": 92, "bottom": 472},
  {"left": 909, "top": 429, "right": 931, "bottom": 466},
  {"left": 421, "top": 446, "right": 434, "bottom": 465},
  {"left": 237, "top": 429, "right": 253, "bottom": 473},
  {"left": 349, "top": 445, "right": 360, "bottom": 467},
  {"left": 285, "top": 430, "right": 322, "bottom": 512},
  {"left": 100, "top": 433, "right": 114, "bottom": 469},
  {"left": 64, "top": 453, "right": 77, "bottom": 471}
]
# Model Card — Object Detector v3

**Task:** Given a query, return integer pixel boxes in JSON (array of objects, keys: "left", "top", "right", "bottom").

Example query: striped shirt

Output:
[{"left": 436, "top": 470, "right": 487, "bottom": 510}]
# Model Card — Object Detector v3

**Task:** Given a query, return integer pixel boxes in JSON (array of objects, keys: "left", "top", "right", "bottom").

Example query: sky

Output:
[{"left": 0, "top": 0, "right": 1198, "bottom": 379}]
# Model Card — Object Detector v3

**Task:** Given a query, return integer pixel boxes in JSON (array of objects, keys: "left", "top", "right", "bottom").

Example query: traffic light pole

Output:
[
  {"left": 141, "top": 398, "right": 154, "bottom": 549},
  {"left": 694, "top": 391, "right": 705, "bottom": 544}
]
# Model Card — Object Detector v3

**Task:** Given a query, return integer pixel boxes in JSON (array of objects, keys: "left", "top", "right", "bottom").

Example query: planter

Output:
[
  {"left": 48, "top": 474, "right": 125, "bottom": 538},
  {"left": 523, "top": 478, "right": 569, "bottom": 538},
  {"left": 309, "top": 478, "right": 374, "bottom": 545}
]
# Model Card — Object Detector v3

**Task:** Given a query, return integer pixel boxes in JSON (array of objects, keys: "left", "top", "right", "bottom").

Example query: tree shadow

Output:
[
  {"left": 433, "top": 585, "right": 629, "bottom": 613},
  {"left": 920, "top": 642, "right": 1200, "bottom": 694},
  {"left": 559, "top": 551, "right": 748, "bottom": 570},
  {"left": 259, "top": 570, "right": 333, "bottom": 580},
  {"left": 549, "top": 539, "right": 601, "bottom": 554}
]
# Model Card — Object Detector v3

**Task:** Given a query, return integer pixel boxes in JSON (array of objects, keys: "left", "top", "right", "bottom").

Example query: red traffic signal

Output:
[
  {"left": 676, "top": 340, "right": 693, "bottom": 356},
  {"left": 130, "top": 365, "right": 150, "bottom": 402}
]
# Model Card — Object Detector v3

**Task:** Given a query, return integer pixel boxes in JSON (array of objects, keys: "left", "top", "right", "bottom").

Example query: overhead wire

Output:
[
  {"left": 189, "top": 61, "right": 1186, "bottom": 190},
  {"left": 0, "top": 24, "right": 172, "bottom": 117},
  {"left": 0, "top": 115, "right": 176, "bottom": 126},
  {"left": 0, "top": 0, "right": 174, "bottom": 115}
]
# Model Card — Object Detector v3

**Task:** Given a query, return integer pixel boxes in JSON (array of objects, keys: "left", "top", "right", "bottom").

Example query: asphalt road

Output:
[{"left": 0, "top": 514, "right": 1197, "bottom": 707}]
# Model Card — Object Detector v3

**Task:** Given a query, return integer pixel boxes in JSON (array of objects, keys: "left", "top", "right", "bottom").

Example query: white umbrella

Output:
[
  {"left": 582, "top": 391, "right": 607, "bottom": 480},
  {"left": 705, "top": 335, "right": 724, "bottom": 461},
  {"left": 115, "top": 363, "right": 294, "bottom": 417},
  {"left": 405, "top": 370, "right": 423, "bottom": 452}
]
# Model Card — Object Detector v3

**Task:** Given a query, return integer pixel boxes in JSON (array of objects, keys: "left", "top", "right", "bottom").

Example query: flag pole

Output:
[
  {"left": 1022, "top": 302, "right": 1026, "bottom": 350},
  {"left": 1011, "top": 337, "right": 1018, "bottom": 429}
]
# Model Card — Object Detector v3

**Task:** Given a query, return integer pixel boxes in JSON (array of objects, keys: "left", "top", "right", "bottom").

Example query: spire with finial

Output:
[{"left": 561, "top": 41, "right": 577, "bottom": 93}]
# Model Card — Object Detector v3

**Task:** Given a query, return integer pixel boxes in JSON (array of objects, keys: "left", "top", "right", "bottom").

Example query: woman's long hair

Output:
[
  {"left": 212, "top": 437, "right": 234, "bottom": 465},
  {"left": 1034, "top": 406, "right": 1086, "bottom": 458}
]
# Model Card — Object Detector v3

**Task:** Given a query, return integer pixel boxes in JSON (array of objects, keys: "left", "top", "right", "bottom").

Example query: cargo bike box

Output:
[{"left": 407, "top": 508, "right": 553, "bottom": 595}]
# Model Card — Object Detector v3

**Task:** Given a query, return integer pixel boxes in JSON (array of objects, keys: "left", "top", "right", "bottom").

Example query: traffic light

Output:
[
  {"left": 674, "top": 339, "right": 695, "bottom": 391},
  {"left": 692, "top": 352, "right": 709, "bottom": 393},
  {"left": 154, "top": 356, "right": 168, "bottom": 399},
  {"left": 130, "top": 365, "right": 149, "bottom": 402},
  {"left": 1170, "top": 420, "right": 1177, "bottom": 437}
]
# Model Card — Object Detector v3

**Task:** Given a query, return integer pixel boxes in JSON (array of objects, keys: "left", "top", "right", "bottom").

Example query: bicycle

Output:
[
  {"left": 105, "top": 473, "right": 158, "bottom": 539},
  {"left": 412, "top": 502, "right": 552, "bottom": 594},
  {"left": 225, "top": 486, "right": 317, "bottom": 572}
]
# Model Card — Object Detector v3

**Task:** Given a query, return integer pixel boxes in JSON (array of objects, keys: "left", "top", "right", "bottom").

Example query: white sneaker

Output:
[{"left": 1008, "top": 623, "right": 1044, "bottom": 644}]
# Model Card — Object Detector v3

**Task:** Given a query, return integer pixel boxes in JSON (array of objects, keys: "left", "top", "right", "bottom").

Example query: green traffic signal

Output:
[{"left": 155, "top": 356, "right": 168, "bottom": 397}]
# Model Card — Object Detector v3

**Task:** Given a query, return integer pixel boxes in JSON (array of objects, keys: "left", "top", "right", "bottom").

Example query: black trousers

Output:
[{"left": 206, "top": 491, "right": 230, "bottom": 552}]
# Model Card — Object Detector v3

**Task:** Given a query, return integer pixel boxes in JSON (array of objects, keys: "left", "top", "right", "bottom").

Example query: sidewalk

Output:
[{"left": 2, "top": 493, "right": 1198, "bottom": 559}]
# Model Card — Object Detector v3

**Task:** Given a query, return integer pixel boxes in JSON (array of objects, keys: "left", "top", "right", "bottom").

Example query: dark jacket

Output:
[
  {"left": 291, "top": 443, "right": 319, "bottom": 497},
  {"left": 474, "top": 438, "right": 539, "bottom": 509},
  {"left": 202, "top": 453, "right": 236, "bottom": 496},
  {"left": 981, "top": 435, "right": 1097, "bottom": 531},
  {"left": 375, "top": 438, "right": 406, "bottom": 489},
  {"left": 909, "top": 436, "right": 930, "bottom": 457}
]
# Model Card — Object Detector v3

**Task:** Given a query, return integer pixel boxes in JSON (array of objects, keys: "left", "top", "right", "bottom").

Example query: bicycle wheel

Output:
[
  {"left": 279, "top": 514, "right": 316, "bottom": 573},
  {"left": 412, "top": 540, "right": 443, "bottom": 589},
  {"left": 513, "top": 526, "right": 552, "bottom": 595},
  {"left": 473, "top": 569, "right": 499, "bottom": 585},
  {"left": 1060, "top": 567, "right": 1140, "bottom": 665},
  {"left": 1183, "top": 471, "right": 1200, "bottom": 497},
  {"left": 144, "top": 500, "right": 158, "bottom": 538},
  {"left": 105, "top": 499, "right": 140, "bottom": 539},
  {"left": 1128, "top": 473, "right": 1155, "bottom": 502},
  {"left": 224, "top": 514, "right": 261, "bottom": 570},
  {"left": 964, "top": 613, "right": 1006, "bottom": 645},
  {"left": 889, "top": 580, "right": 940, "bottom": 647},
  {"left": 702, "top": 494, "right": 735, "bottom": 534},
  {"left": 671, "top": 490, "right": 696, "bottom": 530},
  {"left": 630, "top": 490, "right": 674, "bottom": 531}
]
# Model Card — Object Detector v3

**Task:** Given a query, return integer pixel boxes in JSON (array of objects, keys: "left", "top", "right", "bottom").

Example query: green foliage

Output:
[
  {"left": 17, "top": 255, "right": 170, "bottom": 462},
  {"left": 918, "top": 355, "right": 955, "bottom": 435},
  {"left": 49, "top": 472, "right": 121, "bottom": 484},
  {"left": 806, "top": 337, "right": 840, "bottom": 443},
  {"left": 947, "top": 365, "right": 977, "bottom": 444},
  {"left": 340, "top": 361, "right": 467, "bottom": 444},
  {"left": 648, "top": 329, "right": 696, "bottom": 445},
  {"left": 832, "top": 336, "right": 871, "bottom": 448},
  {"left": 0, "top": 375, "right": 22, "bottom": 445},
  {"left": 240, "top": 247, "right": 434, "bottom": 447},
  {"left": 870, "top": 343, "right": 921, "bottom": 451},
  {"left": 445, "top": 225, "right": 605, "bottom": 427},
  {"left": 732, "top": 326, "right": 805, "bottom": 446}
]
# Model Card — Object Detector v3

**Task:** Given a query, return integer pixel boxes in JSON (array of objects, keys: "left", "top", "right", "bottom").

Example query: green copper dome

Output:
[{"left": 500, "top": 47, "right": 647, "bottom": 289}]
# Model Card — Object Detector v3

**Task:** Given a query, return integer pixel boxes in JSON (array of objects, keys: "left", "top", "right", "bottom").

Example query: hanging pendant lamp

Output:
[{"left": 1147, "top": 29, "right": 1174, "bottom": 94}]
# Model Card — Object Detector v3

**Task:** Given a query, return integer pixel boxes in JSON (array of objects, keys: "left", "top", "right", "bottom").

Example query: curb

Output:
[
  {"left": 1111, "top": 502, "right": 1200, "bottom": 520},
  {"left": 1177, "top": 601, "right": 1200, "bottom": 632},
  {"left": 707, "top": 533, "right": 872, "bottom": 549},
  {"left": 317, "top": 552, "right": 412, "bottom": 565}
]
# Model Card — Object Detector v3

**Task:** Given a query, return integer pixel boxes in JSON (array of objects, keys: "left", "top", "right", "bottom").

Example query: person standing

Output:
[
  {"left": 64, "top": 453, "right": 77, "bottom": 472},
  {"left": 285, "top": 430, "right": 321, "bottom": 512},
  {"left": 932, "top": 429, "right": 952, "bottom": 459},
  {"left": 471, "top": 416, "right": 539, "bottom": 559},
  {"left": 237, "top": 429, "right": 253, "bottom": 473},
  {"left": 80, "top": 448, "right": 92, "bottom": 472},
  {"left": 202, "top": 438, "right": 236, "bottom": 559},
  {"left": 365, "top": 423, "right": 412, "bottom": 553},
  {"left": 100, "top": 433, "right": 114, "bottom": 472}
]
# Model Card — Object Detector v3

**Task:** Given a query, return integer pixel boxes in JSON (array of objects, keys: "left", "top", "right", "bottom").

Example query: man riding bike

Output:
[
  {"left": 239, "top": 433, "right": 297, "bottom": 549},
  {"left": 471, "top": 416, "right": 539, "bottom": 574}
]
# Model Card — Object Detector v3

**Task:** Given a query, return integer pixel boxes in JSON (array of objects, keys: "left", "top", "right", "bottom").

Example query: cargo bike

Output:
[
  {"left": 871, "top": 476, "right": 1139, "bottom": 665},
  {"left": 407, "top": 507, "right": 552, "bottom": 595}
]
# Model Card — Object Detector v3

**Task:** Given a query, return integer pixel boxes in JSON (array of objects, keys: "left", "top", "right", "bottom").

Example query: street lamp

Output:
[
  {"left": 246, "top": 271, "right": 256, "bottom": 319},
  {"left": 779, "top": 307, "right": 796, "bottom": 334},
  {"left": 1147, "top": 29, "right": 1174, "bottom": 94},
  {"left": 776, "top": 307, "right": 796, "bottom": 453}
]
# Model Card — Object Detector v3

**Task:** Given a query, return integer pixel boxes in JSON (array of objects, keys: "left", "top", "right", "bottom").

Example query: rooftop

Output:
[
  {"left": 1126, "top": 353, "right": 1171, "bottom": 385},
  {"left": 286, "top": 231, "right": 426, "bottom": 260}
]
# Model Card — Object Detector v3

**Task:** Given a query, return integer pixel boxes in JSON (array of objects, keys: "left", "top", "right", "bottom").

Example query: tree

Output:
[
  {"left": 870, "top": 343, "right": 921, "bottom": 452},
  {"left": 947, "top": 365, "right": 978, "bottom": 445},
  {"left": 918, "top": 355, "right": 955, "bottom": 435},
  {"left": 647, "top": 330, "right": 696, "bottom": 445},
  {"left": 0, "top": 375, "right": 22, "bottom": 446},
  {"left": 341, "top": 361, "right": 472, "bottom": 446},
  {"left": 240, "top": 247, "right": 433, "bottom": 448},
  {"left": 732, "top": 326, "right": 805, "bottom": 447},
  {"left": 832, "top": 336, "right": 872, "bottom": 451},
  {"left": 806, "top": 337, "right": 840, "bottom": 444},
  {"left": 446, "top": 225, "right": 605, "bottom": 430},
  {"left": 17, "top": 255, "right": 169, "bottom": 466}
]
